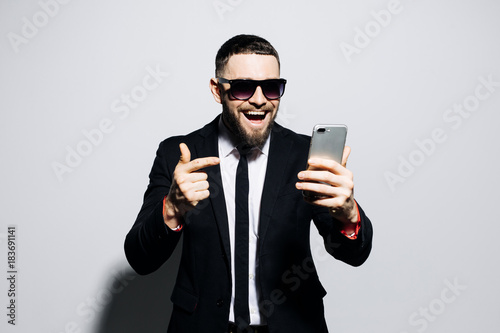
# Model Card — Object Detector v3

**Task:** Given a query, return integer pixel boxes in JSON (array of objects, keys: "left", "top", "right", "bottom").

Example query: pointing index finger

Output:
[
  {"left": 184, "top": 156, "right": 220, "bottom": 173},
  {"left": 177, "top": 143, "right": 220, "bottom": 172}
]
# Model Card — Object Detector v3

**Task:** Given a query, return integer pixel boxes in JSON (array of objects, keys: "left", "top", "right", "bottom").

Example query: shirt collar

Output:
[{"left": 218, "top": 116, "right": 271, "bottom": 158}]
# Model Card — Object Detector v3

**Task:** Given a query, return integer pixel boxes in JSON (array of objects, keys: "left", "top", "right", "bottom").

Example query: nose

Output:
[{"left": 248, "top": 85, "right": 267, "bottom": 107}]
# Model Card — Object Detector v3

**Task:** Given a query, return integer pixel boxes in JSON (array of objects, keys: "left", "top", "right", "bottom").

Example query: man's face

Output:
[{"left": 212, "top": 54, "right": 281, "bottom": 148}]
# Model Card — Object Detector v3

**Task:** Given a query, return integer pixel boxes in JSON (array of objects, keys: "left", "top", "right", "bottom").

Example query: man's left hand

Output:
[{"left": 295, "top": 146, "right": 359, "bottom": 225}]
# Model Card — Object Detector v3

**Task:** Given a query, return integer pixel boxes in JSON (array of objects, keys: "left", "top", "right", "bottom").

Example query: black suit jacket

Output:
[{"left": 125, "top": 116, "right": 373, "bottom": 333}]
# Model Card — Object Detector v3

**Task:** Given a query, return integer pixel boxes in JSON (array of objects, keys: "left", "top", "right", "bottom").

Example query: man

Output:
[{"left": 125, "top": 34, "right": 373, "bottom": 333}]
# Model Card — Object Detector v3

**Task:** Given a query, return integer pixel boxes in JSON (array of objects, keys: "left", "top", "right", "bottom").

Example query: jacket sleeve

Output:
[
  {"left": 312, "top": 202, "right": 373, "bottom": 267},
  {"left": 124, "top": 139, "right": 183, "bottom": 275}
]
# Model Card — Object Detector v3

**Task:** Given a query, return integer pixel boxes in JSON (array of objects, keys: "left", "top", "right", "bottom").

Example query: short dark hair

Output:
[{"left": 215, "top": 34, "right": 280, "bottom": 77}]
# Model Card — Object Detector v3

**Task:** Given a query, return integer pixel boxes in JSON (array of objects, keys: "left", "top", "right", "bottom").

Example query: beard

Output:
[{"left": 221, "top": 101, "right": 277, "bottom": 148}]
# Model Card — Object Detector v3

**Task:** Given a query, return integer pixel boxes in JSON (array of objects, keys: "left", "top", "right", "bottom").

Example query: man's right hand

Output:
[{"left": 163, "top": 143, "right": 220, "bottom": 230}]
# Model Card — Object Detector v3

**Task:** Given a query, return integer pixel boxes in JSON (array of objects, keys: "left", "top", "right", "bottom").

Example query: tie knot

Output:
[{"left": 237, "top": 144, "right": 252, "bottom": 156}]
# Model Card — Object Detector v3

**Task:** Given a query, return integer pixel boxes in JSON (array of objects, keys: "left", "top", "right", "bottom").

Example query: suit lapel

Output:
[
  {"left": 191, "top": 118, "right": 294, "bottom": 263},
  {"left": 192, "top": 116, "right": 231, "bottom": 263},
  {"left": 259, "top": 124, "right": 293, "bottom": 245}
]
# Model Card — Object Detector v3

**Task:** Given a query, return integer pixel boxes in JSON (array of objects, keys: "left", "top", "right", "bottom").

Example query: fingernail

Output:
[{"left": 298, "top": 172, "right": 304, "bottom": 179}]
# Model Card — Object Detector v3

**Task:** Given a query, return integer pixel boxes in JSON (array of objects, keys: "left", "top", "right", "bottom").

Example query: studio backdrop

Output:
[{"left": 1, "top": 0, "right": 499, "bottom": 332}]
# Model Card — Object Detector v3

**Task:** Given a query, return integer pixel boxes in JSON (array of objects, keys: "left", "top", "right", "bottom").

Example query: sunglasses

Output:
[{"left": 217, "top": 78, "right": 287, "bottom": 100}]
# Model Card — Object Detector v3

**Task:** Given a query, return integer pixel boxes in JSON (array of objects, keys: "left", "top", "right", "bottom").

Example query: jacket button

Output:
[{"left": 216, "top": 299, "right": 224, "bottom": 307}]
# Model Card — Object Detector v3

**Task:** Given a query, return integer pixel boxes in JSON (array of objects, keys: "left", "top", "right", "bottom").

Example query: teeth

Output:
[{"left": 245, "top": 111, "right": 265, "bottom": 116}]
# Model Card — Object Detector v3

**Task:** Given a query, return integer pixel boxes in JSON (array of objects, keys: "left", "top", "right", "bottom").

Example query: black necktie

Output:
[{"left": 234, "top": 144, "right": 251, "bottom": 330}]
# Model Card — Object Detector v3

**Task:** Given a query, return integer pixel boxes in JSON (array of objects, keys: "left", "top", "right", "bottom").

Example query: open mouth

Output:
[{"left": 243, "top": 110, "right": 267, "bottom": 123}]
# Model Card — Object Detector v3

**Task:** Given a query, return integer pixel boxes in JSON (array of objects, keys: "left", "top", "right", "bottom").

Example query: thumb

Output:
[
  {"left": 341, "top": 146, "right": 351, "bottom": 167},
  {"left": 178, "top": 143, "right": 191, "bottom": 164}
]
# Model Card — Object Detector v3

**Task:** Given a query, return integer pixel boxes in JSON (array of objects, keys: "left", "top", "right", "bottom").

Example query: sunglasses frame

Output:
[{"left": 217, "top": 77, "right": 287, "bottom": 100}]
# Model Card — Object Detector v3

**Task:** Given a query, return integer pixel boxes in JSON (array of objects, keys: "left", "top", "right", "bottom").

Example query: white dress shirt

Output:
[{"left": 218, "top": 118, "right": 270, "bottom": 325}]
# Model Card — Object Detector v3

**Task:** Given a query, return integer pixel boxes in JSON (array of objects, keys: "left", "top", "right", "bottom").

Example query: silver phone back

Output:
[{"left": 308, "top": 124, "right": 348, "bottom": 163}]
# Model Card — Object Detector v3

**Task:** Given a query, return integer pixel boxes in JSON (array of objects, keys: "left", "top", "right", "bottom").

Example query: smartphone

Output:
[
  {"left": 307, "top": 124, "right": 347, "bottom": 163},
  {"left": 303, "top": 124, "right": 348, "bottom": 198}
]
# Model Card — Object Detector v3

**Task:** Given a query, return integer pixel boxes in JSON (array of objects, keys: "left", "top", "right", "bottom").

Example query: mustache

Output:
[{"left": 237, "top": 105, "right": 275, "bottom": 113}]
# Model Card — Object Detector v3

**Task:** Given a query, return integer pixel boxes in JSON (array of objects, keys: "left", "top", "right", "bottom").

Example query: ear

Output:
[{"left": 209, "top": 78, "right": 222, "bottom": 104}]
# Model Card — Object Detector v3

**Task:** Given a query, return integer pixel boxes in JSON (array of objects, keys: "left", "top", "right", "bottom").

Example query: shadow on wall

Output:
[{"left": 95, "top": 238, "right": 183, "bottom": 333}]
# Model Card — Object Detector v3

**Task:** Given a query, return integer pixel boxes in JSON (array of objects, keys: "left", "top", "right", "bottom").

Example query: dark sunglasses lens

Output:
[
  {"left": 262, "top": 80, "right": 284, "bottom": 99},
  {"left": 231, "top": 81, "right": 256, "bottom": 100},
  {"left": 229, "top": 79, "right": 285, "bottom": 100}
]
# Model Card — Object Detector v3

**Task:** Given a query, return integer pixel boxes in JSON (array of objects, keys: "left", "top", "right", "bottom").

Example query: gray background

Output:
[{"left": 1, "top": 0, "right": 499, "bottom": 332}]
